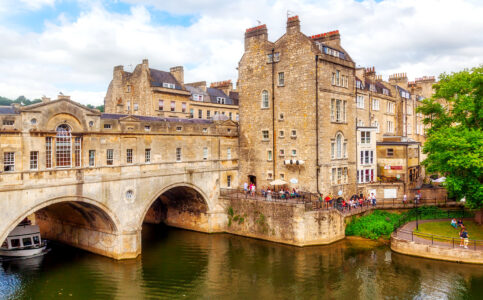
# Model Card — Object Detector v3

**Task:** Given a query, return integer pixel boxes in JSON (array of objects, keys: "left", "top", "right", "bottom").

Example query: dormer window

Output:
[
  {"left": 216, "top": 97, "right": 226, "bottom": 104},
  {"left": 193, "top": 94, "right": 203, "bottom": 101},
  {"left": 176, "top": 126, "right": 182, "bottom": 131},
  {"left": 126, "top": 85, "right": 131, "bottom": 93},
  {"left": 162, "top": 82, "right": 176, "bottom": 89},
  {"left": 104, "top": 124, "right": 112, "bottom": 129},
  {"left": 383, "top": 89, "right": 389, "bottom": 96},
  {"left": 370, "top": 84, "right": 376, "bottom": 92},
  {"left": 2, "top": 120, "right": 14, "bottom": 126}
]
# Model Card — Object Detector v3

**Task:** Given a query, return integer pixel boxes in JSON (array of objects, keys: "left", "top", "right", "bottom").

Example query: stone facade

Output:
[
  {"left": 238, "top": 16, "right": 357, "bottom": 198},
  {"left": 0, "top": 96, "right": 239, "bottom": 259},
  {"left": 104, "top": 59, "right": 239, "bottom": 121}
]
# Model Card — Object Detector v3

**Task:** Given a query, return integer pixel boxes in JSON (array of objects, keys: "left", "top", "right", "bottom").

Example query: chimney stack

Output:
[
  {"left": 170, "top": 66, "right": 184, "bottom": 85},
  {"left": 286, "top": 15, "right": 300, "bottom": 34},
  {"left": 244, "top": 24, "right": 268, "bottom": 50}
]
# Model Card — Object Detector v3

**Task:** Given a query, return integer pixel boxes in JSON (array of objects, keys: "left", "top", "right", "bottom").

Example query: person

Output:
[
  {"left": 462, "top": 229, "right": 469, "bottom": 249},
  {"left": 325, "top": 194, "right": 331, "bottom": 208},
  {"left": 318, "top": 194, "right": 323, "bottom": 209},
  {"left": 457, "top": 219, "right": 464, "bottom": 228},
  {"left": 459, "top": 228, "right": 465, "bottom": 247},
  {"left": 244, "top": 182, "right": 248, "bottom": 194},
  {"left": 250, "top": 184, "right": 256, "bottom": 196},
  {"left": 403, "top": 194, "right": 407, "bottom": 205},
  {"left": 266, "top": 188, "right": 272, "bottom": 201},
  {"left": 370, "top": 193, "right": 377, "bottom": 207},
  {"left": 451, "top": 218, "right": 457, "bottom": 229}
]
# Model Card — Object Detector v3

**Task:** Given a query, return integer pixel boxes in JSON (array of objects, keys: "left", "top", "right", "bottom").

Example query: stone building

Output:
[
  {"left": 0, "top": 95, "right": 238, "bottom": 258},
  {"left": 104, "top": 59, "right": 239, "bottom": 121},
  {"left": 238, "top": 16, "right": 357, "bottom": 197}
]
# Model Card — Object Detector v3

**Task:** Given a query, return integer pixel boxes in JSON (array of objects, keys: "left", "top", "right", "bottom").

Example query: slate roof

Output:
[
  {"left": 101, "top": 113, "right": 213, "bottom": 124},
  {"left": 356, "top": 78, "right": 392, "bottom": 97},
  {"left": 0, "top": 106, "right": 19, "bottom": 115},
  {"left": 184, "top": 85, "right": 210, "bottom": 101},
  {"left": 206, "top": 88, "right": 237, "bottom": 105},
  {"left": 149, "top": 69, "right": 183, "bottom": 90}
]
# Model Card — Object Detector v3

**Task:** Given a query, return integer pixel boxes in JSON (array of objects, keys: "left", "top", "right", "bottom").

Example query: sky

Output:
[{"left": 0, "top": 0, "right": 482, "bottom": 106}]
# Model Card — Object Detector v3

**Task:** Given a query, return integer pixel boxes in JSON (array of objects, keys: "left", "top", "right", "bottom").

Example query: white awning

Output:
[{"left": 284, "top": 159, "right": 304, "bottom": 165}]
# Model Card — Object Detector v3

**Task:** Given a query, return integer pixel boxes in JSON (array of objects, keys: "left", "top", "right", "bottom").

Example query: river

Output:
[{"left": 1, "top": 224, "right": 482, "bottom": 299}]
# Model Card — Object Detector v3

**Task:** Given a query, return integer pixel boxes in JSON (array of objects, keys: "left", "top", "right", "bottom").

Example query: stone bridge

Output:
[{"left": 0, "top": 163, "right": 230, "bottom": 259}]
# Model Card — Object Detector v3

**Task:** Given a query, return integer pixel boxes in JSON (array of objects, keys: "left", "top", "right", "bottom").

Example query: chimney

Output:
[
  {"left": 41, "top": 96, "right": 51, "bottom": 103},
  {"left": 57, "top": 94, "right": 71, "bottom": 101},
  {"left": 388, "top": 73, "right": 408, "bottom": 88},
  {"left": 365, "top": 66, "right": 376, "bottom": 80},
  {"left": 244, "top": 24, "right": 268, "bottom": 50},
  {"left": 210, "top": 80, "right": 232, "bottom": 95},
  {"left": 286, "top": 15, "right": 300, "bottom": 34},
  {"left": 170, "top": 66, "right": 184, "bottom": 85},
  {"left": 142, "top": 59, "right": 149, "bottom": 66},
  {"left": 186, "top": 81, "right": 207, "bottom": 92},
  {"left": 310, "top": 30, "right": 341, "bottom": 48}
]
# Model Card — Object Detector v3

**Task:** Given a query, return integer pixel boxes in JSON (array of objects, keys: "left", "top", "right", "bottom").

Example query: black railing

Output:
[{"left": 396, "top": 228, "right": 483, "bottom": 251}]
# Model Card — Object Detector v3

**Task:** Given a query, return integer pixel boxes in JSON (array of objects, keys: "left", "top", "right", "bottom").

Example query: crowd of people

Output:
[
  {"left": 317, "top": 193, "right": 377, "bottom": 211},
  {"left": 243, "top": 182, "right": 302, "bottom": 201},
  {"left": 451, "top": 218, "right": 470, "bottom": 249}
]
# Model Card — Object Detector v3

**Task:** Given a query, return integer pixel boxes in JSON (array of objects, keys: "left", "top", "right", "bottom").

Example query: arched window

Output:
[
  {"left": 336, "top": 133, "right": 342, "bottom": 158},
  {"left": 261, "top": 90, "right": 269, "bottom": 108},
  {"left": 56, "top": 124, "right": 71, "bottom": 167}
]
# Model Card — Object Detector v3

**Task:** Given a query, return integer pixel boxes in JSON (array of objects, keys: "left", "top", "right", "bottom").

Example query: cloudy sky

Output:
[{"left": 0, "top": 0, "right": 482, "bottom": 105}]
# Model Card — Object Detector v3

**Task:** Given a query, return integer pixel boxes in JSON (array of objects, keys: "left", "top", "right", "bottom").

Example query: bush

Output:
[{"left": 346, "top": 210, "right": 402, "bottom": 240}]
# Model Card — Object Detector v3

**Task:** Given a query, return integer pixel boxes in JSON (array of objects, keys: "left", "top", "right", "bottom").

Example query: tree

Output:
[{"left": 417, "top": 66, "right": 483, "bottom": 209}]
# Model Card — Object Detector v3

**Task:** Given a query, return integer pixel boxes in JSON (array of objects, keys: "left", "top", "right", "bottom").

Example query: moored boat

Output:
[{"left": 0, "top": 220, "right": 48, "bottom": 258}]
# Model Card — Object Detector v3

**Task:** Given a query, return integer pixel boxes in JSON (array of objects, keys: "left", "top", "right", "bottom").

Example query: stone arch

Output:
[
  {"left": 1, "top": 196, "right": 121, "bottom": 254},
  {"left": 139, "top": 182, "right": 212, "bottom": 231},
  {"left": 46, "top": 113, "right": 84, "bottom": 132}
]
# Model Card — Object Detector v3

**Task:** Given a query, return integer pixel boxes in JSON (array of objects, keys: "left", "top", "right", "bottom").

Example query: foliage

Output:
[
  {"left": 345, "top": 207, "right": 471, "bottom": 240},
  {"left": 86, "top": 104, "right": 105, "bottom": 112},
  {"left": 0, "top": 95, "right": 104, "bottom": 112},
  {"left": 416, "top": 66, "right": 483, "bottom": 208}
]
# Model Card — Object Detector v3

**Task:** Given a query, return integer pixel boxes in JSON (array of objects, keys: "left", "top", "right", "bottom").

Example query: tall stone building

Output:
[
  {"left": 104, "top": 59, "right": 239, "bottom": 121},
  {"left": 238, "top": 16, "right": 357, "bottom": 196}
]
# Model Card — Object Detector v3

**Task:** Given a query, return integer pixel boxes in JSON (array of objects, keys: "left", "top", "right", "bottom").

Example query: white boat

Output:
[{"left": 0, "top": 222, "right": 48, "bottom": 258}]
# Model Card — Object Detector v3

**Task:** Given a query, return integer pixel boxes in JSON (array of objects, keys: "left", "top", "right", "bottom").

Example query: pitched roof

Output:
[
  {"left": 0, "top": 106, "right": 18, "bottom": 115},
  {"left": 206, "top": 88, "right": 238, "bottom": 105},
  {"left": 149, "top": 68, "right": 183, "bottom": 90}
]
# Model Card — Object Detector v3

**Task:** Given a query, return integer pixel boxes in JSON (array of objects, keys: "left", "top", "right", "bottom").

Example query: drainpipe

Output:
[
  {"left": 271, "top": 48, "right": 276, "bottom": 180},
  {"left": 354, "top": 69, "right": 358, "bottom": 192},
  {"left": 315, "top": 55, "right": 320, "bottom": 194}
]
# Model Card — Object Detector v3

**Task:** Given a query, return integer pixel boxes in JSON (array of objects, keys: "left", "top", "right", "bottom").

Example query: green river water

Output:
[{"left": 1, "top": 224, "right": 482, "bottom": 299}]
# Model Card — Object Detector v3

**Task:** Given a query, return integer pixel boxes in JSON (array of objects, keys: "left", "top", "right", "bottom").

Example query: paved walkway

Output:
[{"left": 395, "top": 219, "right": 483, "bottom": 251}]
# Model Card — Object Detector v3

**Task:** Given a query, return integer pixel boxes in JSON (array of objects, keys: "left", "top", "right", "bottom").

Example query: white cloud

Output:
[{"left": 0, "top": 0, "right": 482, "bottom": 105}]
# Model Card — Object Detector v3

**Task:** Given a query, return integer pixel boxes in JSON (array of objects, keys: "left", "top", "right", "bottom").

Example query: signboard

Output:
[
  {"left": 384, "top": 165, "right": 391, "bottom": 170},
  {"left": 384, "top": 188, "right": 397, "bottom": 199},
  {"left": 390, "top": 166, "right": 403, "bottom": 170}
]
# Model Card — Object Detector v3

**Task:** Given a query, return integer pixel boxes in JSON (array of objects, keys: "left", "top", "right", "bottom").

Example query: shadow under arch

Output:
[
  {"left": 139, "top": 182, "right": 211, "bottom": 231},
  {"left": 1, "top": 196, "right": 121, "bottom": 250}
]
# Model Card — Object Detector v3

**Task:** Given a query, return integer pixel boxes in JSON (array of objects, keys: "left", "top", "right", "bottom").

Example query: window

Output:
[
  {"left": 193, "top": 94, "right": 203, "bottom": 101},
  {"left": 279, "top": 130, "right": 284, "bottom": 138},
  {"left": 267, "top": 52, "right": 280, "bottom": 63},
  {"left": 370, "top": 84, "right": 376, "bottom": 92},
  {"left": 279, "top": 149, "right": 285, "bottom": 157},
  {"left": 89, "top": 150, "right": 95, "bottom": 166},
  {"left": 357, "top": 119, "right": 364, "bottom": 127},
  {"left": 145, "top": 149, "right": 151, "bottom": 163},
  {"left": 360, "top": 151, "right": 374, "bottom": 165},
  {"left": 372, "top": 120, "right": 380, "bottom": 133},
  {"left": 383, "top": 88, "right": 389, "bottom": 96},
  {"left": 278, "top": 72, "right": 284, "bottom": 86},
  {"left": 88, "top": 121, "right": 93, "bottom": 127},
  {"left": 176, "top": 148, "right": 182, "bottom": 162},
  {"left": 331, "top": 168, "right": 336, "bottom": 184},
  {"left": 336, "top": 70, "right": 340, "bottom": 86},
  {"left": 336, "top": 100, "right": 341, "bottom": 121},
  {"left": 56, "top": 124, "right": 71, "bottom": 168},
  {"left": 331, "top": 99, "right": 346, "bottom": 122},
  {"left": 33, "top": 236, "right": 40, "bottom": 244},
  {"left": 387, "top": 101, "right": 395, "bottom": 113},
  {"left": 207, "top": 110, "right": 211, "bottom": 119},
  {"left": 158, "top": 100, "right": 164, "bottom": 110},
  {"left": 227, "top": 175, "right": 232, "bottom": 188},
  {"left": 236, "top": 113, "right": 239, "bottom": 121},
  {"left": 291, "top": 149, "right": 297, "bottom": 157},
  {"left": 46, "top": 137, "right": 52, "bottom": 168},
  {"left": 279, "top": 113, "right": 284, "bottom": 120},
  {"left": 23, "top": 237, "right": 33, "bottom": 246},
  {"left": 198, "top": 109, "right": 202, "bottom": 119},
  {"left": 74, "top": 137, "right": 81, "bottom": 167},
  {"left": 106, "top": 149, "right": 114, "bottom": 165},
  {"left": 126, "top": 149, "right": 133, "bottom": 164},
  {"left": 372, "top": 99, "right": 380, "bottom": 110},
  {"left": 267, "top": 172, "right": 273, "bottom": 179},
  {"left": 104, "top": 124, "right": 112, "bottom": 129},
  {"left": 267, "top": 150, "right": 272, "bottom": 161},
  {"left": 176, "top": 126, "right": 182, "bottom": 131},
  {"left": 163, "top": 82, "right": 175, "bottom": 89},
  {"left": 387, "top": 148, "right": 394, "bottom": 156},
  {"left": 222, "top": 111, "right": 225, "bottom": 115},
  {"left": 280, "top": 173, "right": 285, "bottom": 180},
  {"left": 190, "top": 109, "right": 194, "bottom": 118},
  {"left": 337, "top": 168, "right": 342, "bottom": 184},
  {"left": 361, "top": 131, "right": 371, "bottom": 144},
  {"left": 227, "top": 148, "right": 231, "bottom": 159},
  {"left": 134, "top": 103, "right": 139, "bottom": 111},
  {"left": 332, "top": 73, "right": 336, "bottom": 85},
  {"left": 182, "top": 103, "right": 187, "bottom": 113},
  {"left": 3, "top": 120, "right": 14, "bottom": 125},
  {"left": 171, "top": 101, "right": 176, "bottom": 112},
  {"left": 216, "top": 97, "right": 226, "bottom": 104},
  {"left": 126, "top": 85, "right": 131, "bottom": 92},
  {"left": 202, "top": 128, "right": 208, "bottom": 133},
  {"left": 127, "top": 101, "right": 131, "bottom": 111},
  {"left": 274, "top": 52, "right": 280, "bottom": 61},
  {"left": 229, "top": 112, "right": 233, "bottom": 120},
  {"left": 144, "top": 126, "right": 151, "bottom": 131},
  {"left": 261, "top": 90, "right": 269, "bottom": 108},
  {"left": 357, "top": 95, "right": 364, "bottom": 108},
  {"left": 334, "top": 133, "right": 347, "bottom": 159},
  {"left": 203, "top": 147, "right": 208, "bottom": 160},
  {"left": 29, "top": 151, "right": 38, "bottom": 170},
  {"left": 291, "top": 130, "right": 297, "bottom": 138},
  {"left": 262, "top": 130, "right": 269, "bottom": 140},
  {"left": 331, "top": 142, "right": 335, "bottom": 159},
  {"left": 31, "top": 118, "right": 37, "bottom": 125},
  {"left": 386, "top": 120, "right": 394, "bottom": 133}
]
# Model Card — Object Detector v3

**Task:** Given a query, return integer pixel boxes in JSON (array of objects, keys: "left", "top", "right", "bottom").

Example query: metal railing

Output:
[{"left": 396, "top": 228, "right": 483, "bottom": 251}]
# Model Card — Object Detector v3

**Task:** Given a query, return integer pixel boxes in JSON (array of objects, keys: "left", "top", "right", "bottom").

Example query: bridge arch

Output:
[
  {"left": 139, "top": 182, "right": 212, "bottom": 232},
  {"left": 1, "top": 196, "right": 121, "bottom": 258}
]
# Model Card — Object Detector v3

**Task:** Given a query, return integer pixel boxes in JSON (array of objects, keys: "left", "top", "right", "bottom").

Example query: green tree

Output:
[{"left": 417, "top": 66, "right": 483, "bottom": 208}]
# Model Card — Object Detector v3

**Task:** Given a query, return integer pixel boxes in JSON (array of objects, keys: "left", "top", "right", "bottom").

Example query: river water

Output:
[{"left": 1, "top": 224, "right": 482, "bottom": 299}]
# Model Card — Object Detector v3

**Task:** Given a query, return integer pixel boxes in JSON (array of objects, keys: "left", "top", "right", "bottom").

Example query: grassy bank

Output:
[
  {"left": 415, "top": 220, "right": 483, "bottom": 240},
  {"left": 345, "top": 206, "right": 473, "bottom": 240}
]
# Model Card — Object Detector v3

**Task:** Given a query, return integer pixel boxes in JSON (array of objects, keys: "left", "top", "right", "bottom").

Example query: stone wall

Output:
[
  {"left": 222, "top": 197, "right": 345, "bottom": 246},
  {"left": 391, "top": 234, "right": 483, "bottom": 264}
]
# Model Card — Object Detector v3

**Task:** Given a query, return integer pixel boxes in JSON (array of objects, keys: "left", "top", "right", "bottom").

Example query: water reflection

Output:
[{"left": 1, "top": 224, "right": 482, "bottom": 299}]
